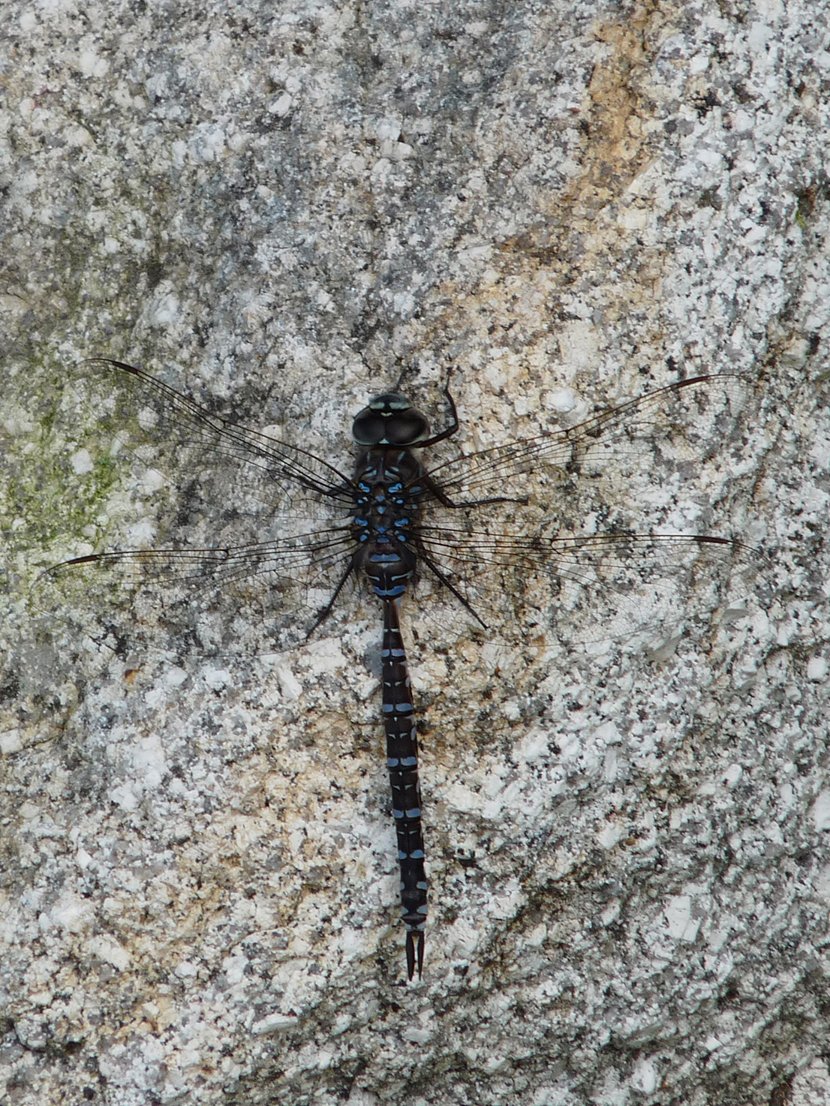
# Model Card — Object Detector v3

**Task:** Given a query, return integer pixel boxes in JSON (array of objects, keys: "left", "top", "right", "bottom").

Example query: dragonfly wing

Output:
[
  {"left": 414, "top": 520, "right": 761, "bottom": 653},
  {"left": 50, "top": 359, "right": 354, "bottom": 537},
  {"left": 424, "top": 375, "right": 746, "bottom": 504},
  {"left": 31, "top": 525, "right": 359, "bottom": 659}
]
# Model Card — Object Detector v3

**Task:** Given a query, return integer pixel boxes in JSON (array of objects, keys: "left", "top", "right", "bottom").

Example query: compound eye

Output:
[
  {"left": 385, "top": 411, "right": 429, "bottom": 446},
  {"left": 352, "top": 410, "right": 385, "bottom": 445}
]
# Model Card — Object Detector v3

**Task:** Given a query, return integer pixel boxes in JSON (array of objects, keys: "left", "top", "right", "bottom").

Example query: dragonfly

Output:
[{"left": 38, "top": 359, "right": 752, "bottom": 980}]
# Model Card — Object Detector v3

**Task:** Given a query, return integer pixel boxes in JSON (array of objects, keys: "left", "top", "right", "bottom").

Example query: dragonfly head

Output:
[{"left": 352, "top": 393, "right": 431, "bottom": 447}]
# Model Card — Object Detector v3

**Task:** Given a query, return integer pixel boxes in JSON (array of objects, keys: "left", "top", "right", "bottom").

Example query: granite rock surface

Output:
[{"left": 2, "top": 1, "right": 829, "bottom": 1104}]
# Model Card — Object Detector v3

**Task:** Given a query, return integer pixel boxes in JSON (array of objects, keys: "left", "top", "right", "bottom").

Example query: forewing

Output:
[
  {"left": 51, "top": 359, "right": 353, "bottom": 536},
  {"left": 425, "top": 375, "right": 745, "bottom": 504}
]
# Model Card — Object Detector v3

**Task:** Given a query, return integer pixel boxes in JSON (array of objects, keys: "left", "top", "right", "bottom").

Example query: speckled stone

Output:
[{"left": 2, "top": 2, "right": 829, "bottom": 1105}]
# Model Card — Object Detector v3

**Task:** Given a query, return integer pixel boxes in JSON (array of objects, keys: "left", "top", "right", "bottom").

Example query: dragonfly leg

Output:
[
  {"left": 307, "top": 556, "right": 358, "bottom": 635},
  {"left": 424, "top": 474, "right": 529, "bottom": 510},
  {"left": 417, "top": 369, "right": 461, "bottom": 447},
  {"left": 418, "top": 547, "right": 489, "bottom": 630}
]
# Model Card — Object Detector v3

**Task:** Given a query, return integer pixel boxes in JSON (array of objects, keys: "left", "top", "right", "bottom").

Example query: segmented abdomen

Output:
[{"left": 382, "top": 599, "right": 427, "bottom": 979}]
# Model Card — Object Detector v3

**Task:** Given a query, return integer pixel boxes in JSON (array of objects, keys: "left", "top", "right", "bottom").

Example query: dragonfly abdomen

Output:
[{"left": 382, "top": 598, "right": 427, "bottom": 980}]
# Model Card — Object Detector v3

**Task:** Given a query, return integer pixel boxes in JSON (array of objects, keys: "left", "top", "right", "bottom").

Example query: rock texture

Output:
[{"left": 2, "top": 1, "right": 830, "bottom": 1104}]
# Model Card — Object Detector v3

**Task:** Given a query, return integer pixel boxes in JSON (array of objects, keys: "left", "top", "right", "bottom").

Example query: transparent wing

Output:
[
  {"left": 411, "top": 519, "right": 761, "bottom": 653},
  {"left": 32, "top": 523, "right": 359, "bottom": 659},
  {"left": 52, "top": 358, "right": 354, "bottom": 529},
  {"left": 424, "top": 375, "right": 745, "bottom": 503},
  {"left": 32, "top": 366, "right": 760, "bottom": 665}
]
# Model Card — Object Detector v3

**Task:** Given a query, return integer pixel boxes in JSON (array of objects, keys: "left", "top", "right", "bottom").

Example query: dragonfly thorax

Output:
[{"left": 352, "top": 393, "right": 431, "bottom": 448}]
